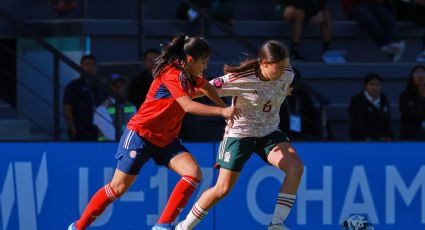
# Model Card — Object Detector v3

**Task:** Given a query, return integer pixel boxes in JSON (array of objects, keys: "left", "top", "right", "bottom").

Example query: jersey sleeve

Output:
[
  {"left": 283, "top": 64, "right": 295, "bottom": 96},
  {"left": 285, "top": 64, "right": 295, "bottom": 83},
  {"left": 161, "top": 70, "right": 189, "bottom": 99},
  {"left": 209, "top": 73, "right": 250, "bottom": 97}
]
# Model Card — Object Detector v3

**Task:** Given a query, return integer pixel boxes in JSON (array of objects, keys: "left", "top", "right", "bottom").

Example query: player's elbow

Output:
[{"left": 177, "top": 97, "right": 195, "bottom": 113}]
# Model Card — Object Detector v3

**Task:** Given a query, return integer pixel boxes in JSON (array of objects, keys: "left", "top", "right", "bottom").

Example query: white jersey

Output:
[{"left": 210, "top": 64, "right": 294, "bottom": 138}]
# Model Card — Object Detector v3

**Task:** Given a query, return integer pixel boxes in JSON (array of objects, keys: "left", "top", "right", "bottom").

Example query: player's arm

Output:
[
  {"left": 208, "top": 75, "right": 243, "bottom": 97},
  {"left": 164, "top": 72, "right": 239, "bottom": 120},
  {"left": 197, "top": 81, "right": 227, "bottom": 107},
  {"left": 176, "top": 96, "right": 238, "bottom": 119},
  {"left": 193, "top": 87, "right": 205, "bottom": 98}
]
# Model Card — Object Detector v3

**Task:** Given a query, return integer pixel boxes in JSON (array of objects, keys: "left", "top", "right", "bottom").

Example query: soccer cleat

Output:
[
  {"left": 152, "top": 223, "right": 174, "bottom": 230},
  {"left": 175, "top": 222, "right": 185, "bottom": 230},
  {"left": 268, "top": 223, "right": 290, "bottom": 230},
  {"left": 68, "top": 221, "right": 77, "bottom": 230}
]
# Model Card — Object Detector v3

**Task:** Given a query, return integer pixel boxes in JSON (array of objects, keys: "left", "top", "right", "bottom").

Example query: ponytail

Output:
[
  {"left": 152, "top": 34, "right": 186, "bottom": 77},
  {"left": 152, "top": 34, "right": 211, "bottom": 77},
  {"left": 223, "top": 59, "right": 259, "bottom": 74},
  {"left": 224, "top": 40, "right": 288, "bottom": 75}
]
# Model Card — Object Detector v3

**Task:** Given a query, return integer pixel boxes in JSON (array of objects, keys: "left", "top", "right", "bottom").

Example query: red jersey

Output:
[{"left": 127, "top": 63, "right": 206, "bottom": 147}]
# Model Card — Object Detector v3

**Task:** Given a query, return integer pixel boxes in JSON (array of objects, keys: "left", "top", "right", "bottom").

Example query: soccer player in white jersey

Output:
[{"left": 176, "top": 40, "right": 303, "bottom": 230}]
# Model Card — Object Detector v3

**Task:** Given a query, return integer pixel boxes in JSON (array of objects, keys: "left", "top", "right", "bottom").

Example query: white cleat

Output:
[
  {"left": 268, "top": 223, "right": 290, "bottom": 230},
  {"left": 175, "top": 221, "right": 187, "bottom": 230},
  {"left": 151, "top": 223, "right": 173, "bottom": 230},
  {"left": 68, "top": 221, "right": 77, "bottom": 230}
]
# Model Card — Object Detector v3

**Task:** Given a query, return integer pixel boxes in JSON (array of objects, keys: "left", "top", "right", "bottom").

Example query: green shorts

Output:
[{"left": 216, "top": 131, "right": 290, "bottom": 172}]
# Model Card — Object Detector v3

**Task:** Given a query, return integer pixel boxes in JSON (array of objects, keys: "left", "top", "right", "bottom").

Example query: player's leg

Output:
[
  {"left": 176, "top": 168, "right": 239, "bottom": 230},
  {"left": 154, "top": 139, "right": 203, "bottom": 228},
  {"left": 69, "top": 129, "right": 152, "bottom": 230},
  {"left": 197, "top": 168, "right": 239, "bottom": 209},
  {"left": 266, "top": 141, "right": 303, "bottom": 229},
  {"left": 176, "top": 137, "right": 252, "bottom": 230},
  {"left": 71, "top": 170, "right": 137, "bottom": 230}
]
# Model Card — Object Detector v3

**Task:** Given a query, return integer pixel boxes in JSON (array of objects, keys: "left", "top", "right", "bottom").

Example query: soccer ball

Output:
[{"left": 341, "top": 215, "right": 375, "bottom": 230}]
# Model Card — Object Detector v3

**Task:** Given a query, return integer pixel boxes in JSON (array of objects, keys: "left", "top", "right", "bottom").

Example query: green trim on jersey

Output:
[{"left": 216, "top": 131, "right": 290, "bottom": 172}]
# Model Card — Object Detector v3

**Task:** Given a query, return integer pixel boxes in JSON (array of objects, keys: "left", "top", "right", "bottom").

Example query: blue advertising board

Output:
[{"left": 0, "top": 142, "right": 424, "bottom": 230}]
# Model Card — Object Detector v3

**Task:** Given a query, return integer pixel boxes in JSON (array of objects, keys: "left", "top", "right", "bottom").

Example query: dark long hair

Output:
[
  {"left": 403, "top": 65, "right": 425, "bottom": 96},
  {"left": 224, "top": 40, "right": 289, "bottom": 74},
  {"left": 152, "top": 34, "right": 211, "bottom": 77}
]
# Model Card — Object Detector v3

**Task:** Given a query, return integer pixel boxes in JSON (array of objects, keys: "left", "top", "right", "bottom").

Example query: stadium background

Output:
[{"left": 0, "top": 0, "right": 424, "bottom": 229}]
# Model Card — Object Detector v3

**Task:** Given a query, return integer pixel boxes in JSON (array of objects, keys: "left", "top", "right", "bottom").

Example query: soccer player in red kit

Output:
[{"left": 68, "top": 34, "right": 240, "bottom": 230}]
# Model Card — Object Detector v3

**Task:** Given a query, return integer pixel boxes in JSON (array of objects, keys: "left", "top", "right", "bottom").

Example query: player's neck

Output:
[{"left": 256, "top": 67, "right": 270, "bottom": 81}]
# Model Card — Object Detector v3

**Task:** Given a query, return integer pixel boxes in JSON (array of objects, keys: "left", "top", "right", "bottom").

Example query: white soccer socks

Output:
[
  {"left": 177, "top": 203, "right": 208, "bottom": 230},
  {"left": 270, "top": 193, "right": 296, "bottom": 226}
]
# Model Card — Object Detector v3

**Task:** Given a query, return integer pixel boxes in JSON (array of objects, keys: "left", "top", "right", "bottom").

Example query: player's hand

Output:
[{"left": 221, "top": 106, "right": 241, "bottom": 127}]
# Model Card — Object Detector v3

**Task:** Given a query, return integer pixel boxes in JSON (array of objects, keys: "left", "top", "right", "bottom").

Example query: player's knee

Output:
[
  {"left": 213, "top": 184, "right": 232, "bottom": 199},
  {"left": 109, "top": 181, "right": 128, "bottom": 196},
  {"left": 289, "top": 160, "right": 304, "bottom": 178},
  {"left": 185, "top": 167, "right": 203, "bottom": 181}
]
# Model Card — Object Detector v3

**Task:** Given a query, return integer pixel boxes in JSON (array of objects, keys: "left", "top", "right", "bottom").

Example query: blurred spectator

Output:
[
  {"left": 127, "top": 49, "right": 160, "bottom": 108},
  {"left": 208, "top": 0, "right": 235, "bottom": 26},
  {"left": 64, "top": 55, "right": 106, "bottom": 141},
  {"left": 399, "top": 65, "right": 425, "bottom": 140},
  {"left": 279, "top": 68, "right": 324, "bottom": 140},
  {"left": 49, "top": 0, "right": 78, "bottom": 16},
  {"left": 177, "top": 0, "right": 210, "bottom": 21},
  {"left": 349, "top": 73, "right": 393, "bottom": 141},
  {"left": 275, "top": 0, "right": 333, "bottom": 61},
  {"left": 94, "top": 74, "right": 137, "bottom": 141},
  {"left": 176, "top": 0, "right": 235, "bottom": 26},
  {"left": 342, "top": 0, "right": 405, "bottom": 62},
  {"left": 391, "top": 0, "right": 425, "bottom": 62}
]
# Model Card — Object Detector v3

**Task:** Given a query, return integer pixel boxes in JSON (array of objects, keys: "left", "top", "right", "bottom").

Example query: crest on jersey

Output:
[
  {"left": 224, "top": 152, "right": 231, "bottom": 162},
  {"left": 129, "top": 150, "right": 138, "bottom": 159},
  {"left": 213, "top": 78, "right": 224, "bottom": 88}
]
